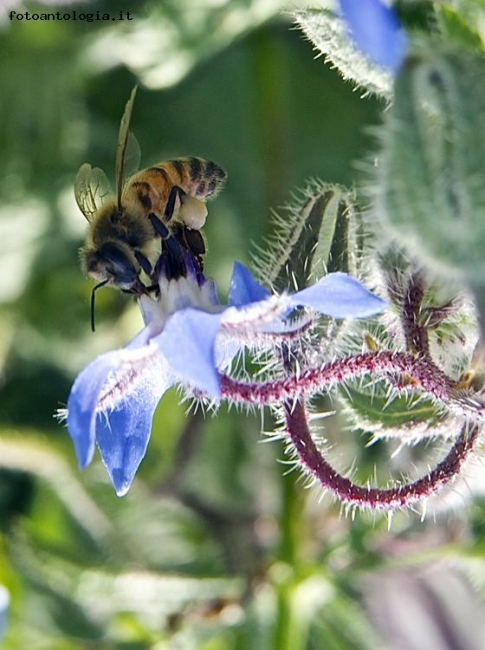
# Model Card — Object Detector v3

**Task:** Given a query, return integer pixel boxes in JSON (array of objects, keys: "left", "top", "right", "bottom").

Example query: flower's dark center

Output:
[{"left": 155, "top": 225, "right": 206, "bottom": 284}]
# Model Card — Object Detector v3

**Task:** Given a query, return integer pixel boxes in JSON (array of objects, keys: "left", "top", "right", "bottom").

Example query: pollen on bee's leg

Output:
[{"left": 179, "top": 195, "right": 208, "bottom": 230}]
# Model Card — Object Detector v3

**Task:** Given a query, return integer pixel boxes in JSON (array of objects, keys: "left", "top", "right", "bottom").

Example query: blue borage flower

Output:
[
  {"left": 66, "top": 252, "right": 386, "bottom": 496},
  {"left": 339, "top": 0, "right": 408, "bottom": 74}
]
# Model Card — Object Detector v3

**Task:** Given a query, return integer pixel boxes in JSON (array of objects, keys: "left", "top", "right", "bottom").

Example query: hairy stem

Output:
[
  {"left": 221, "top": 350, "right": 485, "bottom": 422},
  {"left": 284, "top": 400, "right": 480, "bottom": 510},
  {"left": 401, "top": 270, "right": 430, "bottom": 357}
]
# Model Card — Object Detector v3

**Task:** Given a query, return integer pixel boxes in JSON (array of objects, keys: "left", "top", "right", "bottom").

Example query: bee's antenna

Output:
[{"left": 90, "top": 280, "right": 109, "bottom": 332}]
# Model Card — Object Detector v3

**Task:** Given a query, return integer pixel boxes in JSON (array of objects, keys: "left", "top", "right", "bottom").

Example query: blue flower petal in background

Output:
[
  {"left": 290, "top": 272, "right": 386, "bottom": 318},
  {"left": 228, "top": 261, "right": 271, "bottom": 306},
  {"left": 157, "top": 308, "right": 224, "bottom": 397},
  {"left": 339, "top": 0, "right": 407, "bottom": 74}
]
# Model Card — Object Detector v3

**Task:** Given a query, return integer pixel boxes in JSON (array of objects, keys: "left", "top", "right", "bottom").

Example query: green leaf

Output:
[
  {"left": 437, "top": 5, "right": 484, "bottom": 51},
  {"left": 293, "top": 8, "right": 393, "bottom": 98},
  {"left": 342, "top": 386, "right": 439, "bottom": 430},
  {"left": 83, "top": 0, "right": 286, "bottom": 90}
]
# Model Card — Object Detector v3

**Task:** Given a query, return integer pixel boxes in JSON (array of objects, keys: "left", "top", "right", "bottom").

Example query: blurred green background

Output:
[{"left": 1, "top": 0, "right": 485, "bottom": 648}]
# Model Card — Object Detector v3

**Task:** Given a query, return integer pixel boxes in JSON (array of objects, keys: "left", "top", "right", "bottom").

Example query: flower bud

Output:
[
  {"left": 375, "top": 47, "right": 485, "bottom": 282},
  {"left": 256, "top": 182, "right": 363, "bottom": 292}
]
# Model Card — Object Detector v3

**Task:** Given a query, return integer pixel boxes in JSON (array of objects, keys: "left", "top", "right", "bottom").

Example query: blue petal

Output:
[
  {"left": 67, "top": 350, "right": 123, "bottom": 470},
  {"left": 340, "top": 0, "right": 407, "bottom": 74},
  {"left": 156, "top": 308, "right": 223, "bottom": 397},
  {"left": 67, "top": 339, "right": 173, "bottom": 496},
  {"left": 228, "top": 262, "right": 271, "bottom": 307},
  {"left": 290, "top": 272, "right": 386, "bottom": 318},
  {"left": 95, "top": 354, "right": 172, "bottom": 496}
]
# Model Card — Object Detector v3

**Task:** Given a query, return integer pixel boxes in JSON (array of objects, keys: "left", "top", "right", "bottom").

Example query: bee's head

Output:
[
  {"left": 83, "top": 241, "right": 140, "bottom": 290},
  {"left": 82, "top": 242, "right": 148, "bottom": 332}
]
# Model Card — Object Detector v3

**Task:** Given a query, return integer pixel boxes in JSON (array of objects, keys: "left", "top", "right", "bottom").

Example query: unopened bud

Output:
[
  {"left": 257, "top": 182, "right": 363, "bottom": 291},
  {"left": 375, "top": 48, "right": 485, "bottom": 280}
]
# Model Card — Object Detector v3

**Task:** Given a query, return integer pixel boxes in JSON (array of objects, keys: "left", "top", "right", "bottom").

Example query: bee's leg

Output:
[
  {"left": 183, "top": 227, "right": 206, "bottom": 256},
  {"left": 134, "top": 251, "right": 152, "bottom": 275},
  {"left": 158, "top": 236, "right": 188, "bottom": 280},
  {"left": 181, "top": 227, "right": 206, "bottom": 272},
  {"left": 164, "top": 186, "right": 186, "bottom": 222},
  {"left": 148, "top": 213, "right": 170, "bottom": 239},
  {"left": 148, "top": 212, "right": 186, "bottom": 261}
]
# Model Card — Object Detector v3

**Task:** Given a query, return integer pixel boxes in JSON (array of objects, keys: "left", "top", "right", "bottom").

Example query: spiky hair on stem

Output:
[{"left": 251, "top": 180, "right": 365, "bottom": 292}]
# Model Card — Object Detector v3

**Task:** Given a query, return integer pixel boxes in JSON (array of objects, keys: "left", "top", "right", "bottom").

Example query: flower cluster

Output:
[{"left": 67, "top": 246, "right": 385, "bottom": 496}]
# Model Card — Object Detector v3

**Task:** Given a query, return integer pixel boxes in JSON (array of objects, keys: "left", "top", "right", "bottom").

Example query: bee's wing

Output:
[
  {"left": 124, "top": 131, "right": 141, "bottom": 179},
  {"left": 74, "top": 163, "right": 113, "bottom": 222},
  {"left": 116, "top": 86, "right": 140, "bottom": 208}
]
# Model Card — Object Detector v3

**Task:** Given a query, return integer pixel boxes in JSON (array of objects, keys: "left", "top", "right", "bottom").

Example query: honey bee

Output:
[{"left": 74, "top": 86, "right": 227, "bottom": 329}]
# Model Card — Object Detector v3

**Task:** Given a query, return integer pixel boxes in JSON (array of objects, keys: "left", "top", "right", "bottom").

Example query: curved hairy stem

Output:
[
  {"left": 284, "top": 400, "right": 480, "bottom": 510},
  {"left": 220, "top": 349, "right": 484, "bottom": 509}
]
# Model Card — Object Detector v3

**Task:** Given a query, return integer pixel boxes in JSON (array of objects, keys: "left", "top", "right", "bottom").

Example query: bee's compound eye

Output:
[
  {"left": 179, "top": 195, "right": 208, "bottom": 230},
  {"left": 99, "top": 243, "right": 138, "bottom": 288}
]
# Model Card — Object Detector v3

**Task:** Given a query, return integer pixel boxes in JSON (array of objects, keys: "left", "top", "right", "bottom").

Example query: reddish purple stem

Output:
[
  {"left": 221, "top": 351, "right": 480, "bottom": 413},
  {"left": 285, "top": 400, "right": 479, "bottom": 509},
  {"left": 220, "top": 350, "right": 484, "bottom": 509}
]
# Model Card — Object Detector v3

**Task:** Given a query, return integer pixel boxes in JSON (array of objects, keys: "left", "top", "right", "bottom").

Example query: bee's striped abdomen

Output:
[{"left": 163, "top": 157, "right": 227, "bottom": 200}]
